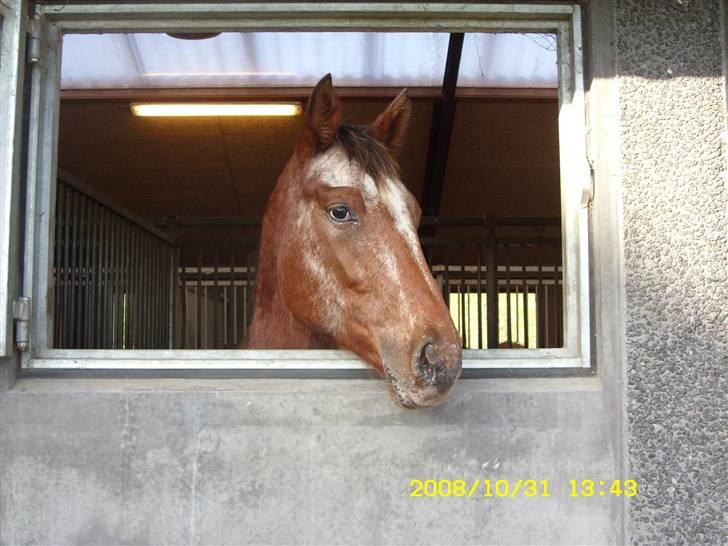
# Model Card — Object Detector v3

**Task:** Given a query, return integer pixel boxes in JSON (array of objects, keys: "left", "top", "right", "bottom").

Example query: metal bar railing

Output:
[
  {"left": 53, "top": 178, "right": 177, "bottom": 349},
  {"left": 172, "top": 234, "right": 562, "bottom": 350},
  {"left": 55, "top": 200, "right": 562, "bottom": 351}
]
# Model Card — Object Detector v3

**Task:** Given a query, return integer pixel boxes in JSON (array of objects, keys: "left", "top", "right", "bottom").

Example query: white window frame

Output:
[{"left": 20, "top": 2, "right": 592, "bottom": 373}]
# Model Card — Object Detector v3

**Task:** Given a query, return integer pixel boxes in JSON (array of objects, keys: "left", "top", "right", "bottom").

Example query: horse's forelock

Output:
[{"left": 332, "top": 125, "right": 399, "bottom": 185}]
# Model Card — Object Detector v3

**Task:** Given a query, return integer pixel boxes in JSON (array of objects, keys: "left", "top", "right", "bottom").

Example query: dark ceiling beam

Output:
[{"left": 420, "top": 32, "right": 464, "bottom": 219}]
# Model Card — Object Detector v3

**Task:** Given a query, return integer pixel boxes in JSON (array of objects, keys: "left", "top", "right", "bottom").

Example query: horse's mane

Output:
[{"left": 332, "top": 124, "right": 399, "bottom": 184}]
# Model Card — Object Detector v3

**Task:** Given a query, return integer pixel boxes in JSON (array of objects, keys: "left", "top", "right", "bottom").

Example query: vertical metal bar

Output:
[
  {"left": 55, "top": 183, "right": 66, "bottom": 347},
  {"left": 85, "top": 199, "right": 94, "bottom": 348},
  {"left": 106, "top": 214, "right": 114, "bottom": 349},
  {"left": 245, "top": 247, "right": 252, "bottom": 341},
  {"left": 443, "top": 244, "right": 450, "bottom": 312},
  {"left": 74, "top": 193, "right": 84, "bottom": 349},
  {"left": 68, "top": 189, "right": 80, "bottom": 348},
  {"left": 84, "top": 197, "right": 93, "bottom": 348},
  {"left": 140, "top": 230, "right": 147, "bottom": 348},
  {"left": 168, "top": 245, "right": 178, "bottom": 349},
  {"left": 136, "top": 228, "right": 144, "bottom": 349},
  {"left": 242, "top": 266, "right": 248, "bottom": 344},
  {"left": 515, "top": 281, "right": 521, "bottom": 345},
  {"left": 202, "top": 284, "right": 208, "bottom": 349},
  {"left": 163, "top": 244, "right": 169, "bottom": 348},
  {"left": 78, "top": 195, "right": 88, "bottom": 348},
  {"left": 96, "top": 207, "right": 107, "bottom": 348},
  {"left": 149, "top": 237, "right": 157, "bottom": 347},
  {"left": 476, "top": 242, "right": 483, "bottom": 349},
  {"left": 121, "top": 217, "right": 131, "bottom": 349},
  {"left": 486, "top": 215, "right": 498, "bottom": 349},
  {"left": 521, "top": 244, "right": 530, "bottom": 348},
  {"left": 144, "top": 233, "right": 159, "bottom": 349},
  {"left": 69, "top": 189, "right": 79, "bottom": 349},
  {"left": 102, "top": 207, "right": 113, "bottom": 348},
  {"left": 124, "top": 226, "right": 132, "bottom": 349},
  {"left": 156, "top": 242, "right": 164, "bottom": 348},
  {"left": 92, "top": 204, "right": 103, "bottom": 348},
  {"left": 553, "top": 244, "right": 561, "bottom": 347},
  {"left": 111, "top": 215, "right": 120, "bottom": 349},
  {"left": 112, "top": 214, "right": 122, "bottom": 349},
  {"left": 196, "top": 246, "right": 203, "bottom": 349},
  {"left": 129, "top": 228, "right": 138, "bottom": 349},
  {"left": 107, "top": 215, "right": 115, "bottom": 349},
  {"left": 136, "top": 227, "right": 144, "bottom": 349},
  {"left": 505, "top": 244, "right": 512, "bottom": 347},
  {"left": 229, "top": 245, "right": 236, "bottom": 348},
  {"left": 537, "top": 243, "right": 545, "bottom": 348},
  {"left": 147, "top": 233, "right": 155, "bottom": 348},
  {"left": 162, "top": 243, "right": 169, "bottom": 348},
  {"left": 135, "top": 229, "right": 144, "bottom": 349},
  {"left": 143, "top": 231, "right": 152, "bottom": 349},
  {"left": 460, "top": 243, "right": 466, "bottom": 347},
  {"left": 156, "top": 241, "right": 163, "bottom": 348},
  {"left": 112, "top": 216, "right": 121, "bottom": 349},
  {"left": 88, "top": 201, "right": 99, "bottom": 348},
  {"left": 180, "top": 249, "right": 188, "bottom": 349},
  {"left": 213, "top": 245, "right": 219, "bottom": 349}
]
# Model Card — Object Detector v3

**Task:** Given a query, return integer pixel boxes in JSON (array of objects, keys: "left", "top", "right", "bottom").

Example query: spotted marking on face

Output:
[
  {"left": 305, "top": 144, "right": 436, "bottom": 333},
  {"left": 300, "top": 242, "right": 343, "bottom": 336}
]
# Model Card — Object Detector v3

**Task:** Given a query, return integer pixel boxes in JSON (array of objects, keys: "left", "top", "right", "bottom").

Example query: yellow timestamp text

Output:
[
  {"left": 569, "top": 479, "right": 637, "bottom": 497},
  {"left": 409, "top": 479, "right": 551, "bottom": 499},
  {"left": 408, "top": 479, "right": 638, "bottom": 499}
]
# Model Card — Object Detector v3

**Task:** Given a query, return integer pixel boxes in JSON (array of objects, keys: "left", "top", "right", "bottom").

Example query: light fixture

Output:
[
  {"left": 130, "top": 102, "right": 303, "bottom": 117},
  {"left": 166, "top": 32, "right": 221, "bottom": 40}
]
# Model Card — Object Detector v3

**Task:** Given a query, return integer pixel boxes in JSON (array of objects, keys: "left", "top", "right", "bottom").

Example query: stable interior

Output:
[{"left": 54, "top": 31, "right": 563, "bottom": 351}]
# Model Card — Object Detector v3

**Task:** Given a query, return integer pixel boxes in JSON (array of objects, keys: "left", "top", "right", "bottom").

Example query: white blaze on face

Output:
[
  {"left": 380, "top": 177, "right": 422, "bottom": 260},
  {"left": 306, "top": 147, "right": 378, "bottom": 202}
]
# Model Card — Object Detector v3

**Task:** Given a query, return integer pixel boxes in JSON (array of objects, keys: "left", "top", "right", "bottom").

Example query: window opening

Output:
[
  {"left": 53, "top": 32, "right": 563, "bottom": 349},
  {"left": 21, "top": 3, "right": 590, "bottom": 370},
  {"left": 53, "top": 30, "right": 564, "bottom": 352}
]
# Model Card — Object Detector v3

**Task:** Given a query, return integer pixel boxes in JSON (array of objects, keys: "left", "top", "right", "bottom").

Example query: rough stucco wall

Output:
[{"left": 616, "top": 0, "right": 728, "bottom": 544}]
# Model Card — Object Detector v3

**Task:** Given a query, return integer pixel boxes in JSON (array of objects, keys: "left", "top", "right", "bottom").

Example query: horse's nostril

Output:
[{"left": 417, "top": 342, "right": 439, "bottom": 385}]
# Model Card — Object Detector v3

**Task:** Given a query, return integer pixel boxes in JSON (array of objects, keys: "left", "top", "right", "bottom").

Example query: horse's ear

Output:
[
  {"left": 367, "top": 89, "right": 411, "bottom": 157},
  {"left": 304, "top": 73, "right": 342, "bottom": 151}
]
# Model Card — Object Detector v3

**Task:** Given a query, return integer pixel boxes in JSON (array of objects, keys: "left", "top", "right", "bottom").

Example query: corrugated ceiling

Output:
[{"left": 61, "top": 32, "right": 558, "bottom": 89}]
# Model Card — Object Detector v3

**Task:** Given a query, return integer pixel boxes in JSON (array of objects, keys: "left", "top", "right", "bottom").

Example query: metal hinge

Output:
[
  {"left": 13, "top": 297, "right": 31, "bottom": 352},
  {"left": 26, "top": 9, "right": 41, "bottom": 64},
  {"left": 581, "top": 157, "right": 595, "bottom": 208}
]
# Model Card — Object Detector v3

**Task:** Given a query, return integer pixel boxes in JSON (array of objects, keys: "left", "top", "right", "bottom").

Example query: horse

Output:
[
  {"left": 246, "top": 74, "right": 462, "bottom": 408},
  {"left": 498, "top": 341, "right": 525, "bottom": 349}
]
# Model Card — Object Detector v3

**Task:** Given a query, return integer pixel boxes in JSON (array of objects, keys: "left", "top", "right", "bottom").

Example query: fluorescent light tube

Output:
[{"left": 130, "top": 103, "right": 302, "bottom": 117}]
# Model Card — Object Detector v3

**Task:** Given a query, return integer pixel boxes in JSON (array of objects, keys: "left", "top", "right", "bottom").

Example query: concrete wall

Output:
[
  {"left": 0, "top": 378, "right": 625, "bottom": 545},
  {"left": 0, "top": 1, "right": 725, "bottom": 544},
  {"left": 616, "top": 0, "right": 728, "bottom": 544}
]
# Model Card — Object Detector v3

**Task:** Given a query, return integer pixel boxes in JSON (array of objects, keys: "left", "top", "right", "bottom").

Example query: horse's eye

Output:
[{"left": 328, "top": 204, "right": 355, "bottom": 223}]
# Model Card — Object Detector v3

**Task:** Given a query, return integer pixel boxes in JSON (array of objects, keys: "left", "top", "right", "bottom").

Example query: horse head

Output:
[{"left": 248, "top": 74, "right": 462, "bottom": 408}]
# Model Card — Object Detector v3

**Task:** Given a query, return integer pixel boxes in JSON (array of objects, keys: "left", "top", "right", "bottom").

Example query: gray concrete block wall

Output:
[
  {"left": 1, "top": 378, "right": 624, "bottom": 545},
  {"left": 615, "top": 0, "right": 728, "bottom": 544}
]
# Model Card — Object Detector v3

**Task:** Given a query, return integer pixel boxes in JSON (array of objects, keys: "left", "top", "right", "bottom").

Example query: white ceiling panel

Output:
[
  {"left": 61, "top": 32, "right": 557, "bottom": 89},
  {"left": 458, "top": 33, "right": 557, "bottom": 87}
]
